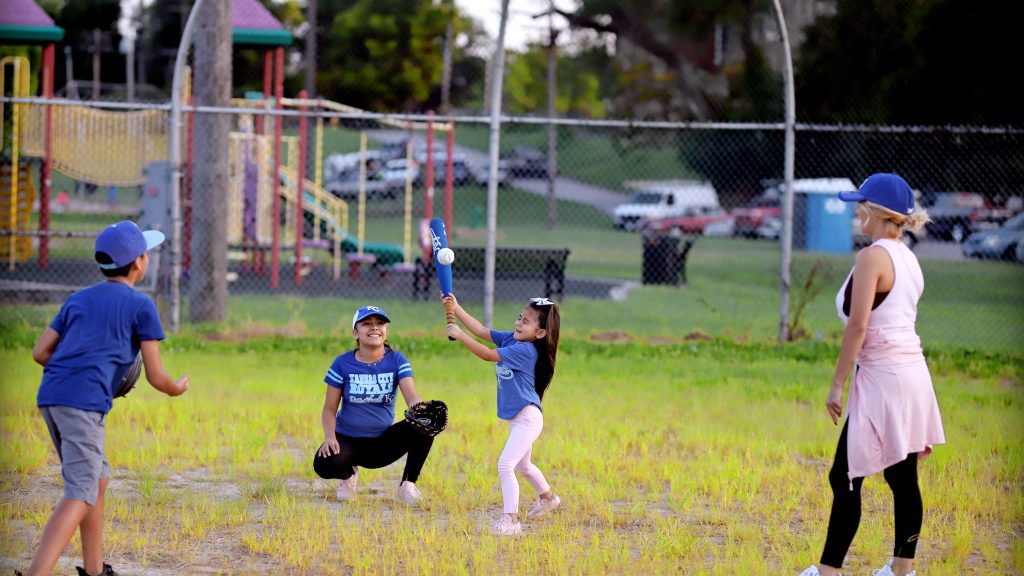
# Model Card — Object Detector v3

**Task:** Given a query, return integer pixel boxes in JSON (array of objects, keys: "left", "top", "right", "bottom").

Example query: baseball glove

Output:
[
  {"left": 113, "top": 353, "right": 143, "bottom": 398},
  {"left": 404, "top": 400, "right": 448, "bottom": 436}
]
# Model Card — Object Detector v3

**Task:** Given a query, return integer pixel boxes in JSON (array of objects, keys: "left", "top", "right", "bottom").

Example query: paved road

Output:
[{"left": 371, "top": 130, "right": 625, "bottom": 215}]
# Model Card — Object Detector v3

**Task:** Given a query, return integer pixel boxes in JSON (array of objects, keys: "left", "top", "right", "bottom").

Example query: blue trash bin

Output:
[{"left": 791, "top": 178, "right": 856, "bottom": 254}]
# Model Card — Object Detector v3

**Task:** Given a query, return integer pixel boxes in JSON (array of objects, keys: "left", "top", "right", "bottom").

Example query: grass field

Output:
[{"left": 0, "top": 328, "right": 1020, "bottom": 575}]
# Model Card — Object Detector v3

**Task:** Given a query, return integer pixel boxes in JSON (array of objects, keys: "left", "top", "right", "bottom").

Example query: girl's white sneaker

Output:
[
  {"left": 492, "top": 514, "right": 522, "bottom": 536},
  {"left": 526, "top": 494, "right": 562, "bottom": 519},
  {"left": 872, "top": 560, "right": 916, "bottom": 576}
]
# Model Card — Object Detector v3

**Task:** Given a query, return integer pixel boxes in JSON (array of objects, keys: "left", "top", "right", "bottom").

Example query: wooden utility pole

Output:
[{"left": 189, "top": 0, "right": 231, "bottom": 323}]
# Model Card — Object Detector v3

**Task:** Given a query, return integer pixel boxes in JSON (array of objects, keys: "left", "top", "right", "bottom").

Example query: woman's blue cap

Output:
[
  {"left": 838, "top": 173, "right": 915, "bottom": 215},
  {"left": 352, "top": 305, "right": 391, "bottom": 329},
  {"left": 94, "top": 220, "right": 165, "bottom": 269}
]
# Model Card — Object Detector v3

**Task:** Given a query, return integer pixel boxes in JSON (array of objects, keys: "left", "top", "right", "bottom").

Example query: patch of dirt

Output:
[
  {"left": 682, "top": 330, "right": 713, "bottom": 341},
  {"left": 589, "top": 330, "right": 634, "bottom": 343}
]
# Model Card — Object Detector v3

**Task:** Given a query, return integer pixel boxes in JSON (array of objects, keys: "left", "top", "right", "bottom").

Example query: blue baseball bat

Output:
[{"left": 429, "top": 218, "right": 456, "bottom": 339}]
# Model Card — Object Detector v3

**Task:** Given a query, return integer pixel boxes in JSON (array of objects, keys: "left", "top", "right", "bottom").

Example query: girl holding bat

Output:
[{"left": 444, "top": 294, "right": 563, "bottom": 536}]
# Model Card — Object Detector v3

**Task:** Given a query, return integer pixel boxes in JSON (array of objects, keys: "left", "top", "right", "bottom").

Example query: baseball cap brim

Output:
[
  {"left": 837, "top": 190, "right": 867, "bottom": 202},
  {"left": 143, "top": 229, "right": 166, "bottom": 251}
]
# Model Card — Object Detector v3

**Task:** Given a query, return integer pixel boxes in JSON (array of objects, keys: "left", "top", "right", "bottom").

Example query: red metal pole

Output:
[
  {"left": 445, "top": 122, "right": 454, "bottom": 230},
  {"left": 257, "top": 50, "right": 272, "bottom": 135},
  {"left": 424, "top": 110, "right": 434, "bottom": 220},
  {"left": 184, "top": 95, "right": 194, "bottom": 271},
  {"left": 295, "top": 90, "right": 307, "bottom": 286},
  {"left": 271, "top": 47, "right": 284, "bottom": 289},
  {"left": 40, "top": 43, "right": 55, "bottom": 269}
]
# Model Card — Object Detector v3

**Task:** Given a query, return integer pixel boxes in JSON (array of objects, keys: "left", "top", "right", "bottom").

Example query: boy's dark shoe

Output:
[{"left": 76, "top": 563, "right": 119, "bottom": 576}]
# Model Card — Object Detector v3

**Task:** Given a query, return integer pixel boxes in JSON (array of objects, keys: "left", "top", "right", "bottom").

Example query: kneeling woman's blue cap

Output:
[
  {"left": 838, "top": 173, "right": 915, "bottom": 215},
  {"left": 352, "top": 305, "right": 391, "bottom": 329},
  {"left": 94, "top": 220, "right": 165, "bottom": 269}
]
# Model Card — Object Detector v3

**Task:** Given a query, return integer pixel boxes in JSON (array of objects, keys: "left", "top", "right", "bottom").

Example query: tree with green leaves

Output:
[{"left": 317, "top": 0, "right": 453, "bottom": 111}]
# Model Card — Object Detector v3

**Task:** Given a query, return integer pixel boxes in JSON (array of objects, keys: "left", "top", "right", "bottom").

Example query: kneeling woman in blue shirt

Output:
[{"left": 313, "top": 305, "right": 434, "bottom": 506}]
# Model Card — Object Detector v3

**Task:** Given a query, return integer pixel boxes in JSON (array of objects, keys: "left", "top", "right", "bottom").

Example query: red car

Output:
[
  {"left": 637, "top": 206, "right": 732, "bottom": 235},
  {"left": 732, "top": 195, "right": 781, "bottom": 238}
]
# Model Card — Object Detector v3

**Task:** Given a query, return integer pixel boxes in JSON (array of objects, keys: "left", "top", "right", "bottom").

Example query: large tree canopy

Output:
[{"left": 318, "top": 0, "right": 452, "bottom": 111}]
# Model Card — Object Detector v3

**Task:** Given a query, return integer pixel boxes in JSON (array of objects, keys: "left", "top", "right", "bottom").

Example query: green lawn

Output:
[{"left": 0, "top": 337, "right": 1019, "bottom": 575}]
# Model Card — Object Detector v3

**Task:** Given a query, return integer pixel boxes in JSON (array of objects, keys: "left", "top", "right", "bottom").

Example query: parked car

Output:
[
  {"left": 378, "top": 158, "right": 420, "bottom": 186},
  {"left": 472, "top": 159, "right": 509, "bottom": 187},
  {"left": 920, "top": 191, "right": 1010, "bottom": 242},
  {"left": 378, "top": 138, "right": 410, "bottom": 161},
  {"left": 323, "top": 169, "right": 399, "bottom": 200},
  {"left": 501, "top": 146, "right": 548, "bottom": 178},
  {"left": 637, "top": 206, "right": 733, "bottom": 235},
  {"left": 732, "top": 194, "right": 781, "bottom": 238},
  {"left": 417, "top": 155, "right": 473, "bottom": 186},
  {"left": 961, "top": 211, "right": 1024, "bottom": 261},
  {"left": 613, "top": 180, "right": 720, "bottom": 231}
]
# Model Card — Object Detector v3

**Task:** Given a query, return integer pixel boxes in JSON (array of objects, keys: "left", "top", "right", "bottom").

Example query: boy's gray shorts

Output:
[{"left": 39, "top": 406, "right": 111, "bottom": 506}]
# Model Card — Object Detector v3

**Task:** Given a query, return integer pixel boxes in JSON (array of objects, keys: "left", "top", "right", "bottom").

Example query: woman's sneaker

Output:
[
  {"left": 798, "top": 566, "right": 840, "bottom": 576},
  {"left": 872, "top": 560, "right": 915, "bottom": 576},
  {"left": 526, "top": 494, "right": 562, "bottom": 519},
  {"left": 76, "top": 564, "right": 119, "bottom": 576},
  {"left": 336, "top": 468, "right": 358, "bottom": 501},
  {"left": 396, "top": 481, "right": 423, "bottom": 506},
  {"left": 492, "top": 514, "right": 522, "bottom": 536}
]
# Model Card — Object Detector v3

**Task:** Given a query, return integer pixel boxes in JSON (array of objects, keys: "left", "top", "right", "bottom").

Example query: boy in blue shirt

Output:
[{"left": 22, "top": 220, "right": 189, "bottom": 576}]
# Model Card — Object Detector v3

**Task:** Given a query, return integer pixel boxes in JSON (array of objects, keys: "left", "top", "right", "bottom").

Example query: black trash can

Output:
[{"left": 642, "top": 233, "right": 679, "bottom": 285}]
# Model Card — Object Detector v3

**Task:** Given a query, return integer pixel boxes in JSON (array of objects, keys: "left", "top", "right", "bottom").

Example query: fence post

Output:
[{"left": 773, "top": 0, "right": 797, "bottom": 343}]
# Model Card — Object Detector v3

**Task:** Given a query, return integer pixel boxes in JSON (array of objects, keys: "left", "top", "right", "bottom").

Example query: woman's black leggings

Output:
[
  {"left": 820, "top": 421, "right": 923, "bottom": 568},
  {"left": 313, "top": 420, "right": 434, "bottom": 483}
]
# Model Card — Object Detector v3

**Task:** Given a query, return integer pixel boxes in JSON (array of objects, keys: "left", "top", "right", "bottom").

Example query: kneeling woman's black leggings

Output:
[
  {"left": 820, "top": 421, "right": 922, "bottom": 568},
  {"left": 313, "top": 420, "right": 434, "bottom": 483}
]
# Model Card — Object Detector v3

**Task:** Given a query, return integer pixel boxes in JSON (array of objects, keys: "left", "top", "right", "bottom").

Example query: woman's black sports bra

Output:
[{"left": 842, "top": 273, "right": 890, "bottom": 317}]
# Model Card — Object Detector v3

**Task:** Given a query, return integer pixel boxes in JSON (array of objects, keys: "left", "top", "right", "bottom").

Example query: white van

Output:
[{"left": 613, "top": 180, "right": 720, "bottom": 231}]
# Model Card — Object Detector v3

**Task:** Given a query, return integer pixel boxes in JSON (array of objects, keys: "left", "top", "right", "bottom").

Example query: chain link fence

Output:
[{"left": 1, "top": 0, "right": 1021, "bottom": 351}]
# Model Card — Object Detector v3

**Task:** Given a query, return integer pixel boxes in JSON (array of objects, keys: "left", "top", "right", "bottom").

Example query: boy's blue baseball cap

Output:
[
  {"left": 838, "top": 173, "right": 915, "bottom": 215},
  {"left": 352, "top": 305, "right": 391, "bottom": 329},
  {"left": 94, "top": 220, "right": 165, "bottom": 269}
]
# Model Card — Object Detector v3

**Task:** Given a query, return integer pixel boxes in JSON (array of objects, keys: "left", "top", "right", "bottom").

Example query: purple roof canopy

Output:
[
  {"left": 0, "top": 0, "right": 57, "bottom": 27},
  {"left": 233, "top": 0, "right": 285, "bottom": 30}
]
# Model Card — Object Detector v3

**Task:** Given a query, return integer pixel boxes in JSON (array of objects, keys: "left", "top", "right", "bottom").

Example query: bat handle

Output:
[{"left": 444, "top": 298, "right": 456, "bottom": 341}]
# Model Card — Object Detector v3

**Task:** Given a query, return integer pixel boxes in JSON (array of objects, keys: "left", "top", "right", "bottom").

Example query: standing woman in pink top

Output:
[{"left": 800, "top": 174, "right": 946, "bottom": 576}]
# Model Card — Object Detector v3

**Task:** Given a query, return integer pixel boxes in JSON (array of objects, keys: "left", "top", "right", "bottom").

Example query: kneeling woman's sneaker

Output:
[
  {"left": 526, "top": 493, "right": 562, "bottom": 519},
  {"left": 396, "top": 480, "right": 423, "bottom": 506},
  {"left": 336, "top": 468, "right": 358, "bottom": 501}
]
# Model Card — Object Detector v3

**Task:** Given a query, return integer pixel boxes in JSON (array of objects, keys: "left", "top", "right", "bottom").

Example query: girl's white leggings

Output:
[{"left": 498, "top": 404, "right": 550, "bottom": 514}]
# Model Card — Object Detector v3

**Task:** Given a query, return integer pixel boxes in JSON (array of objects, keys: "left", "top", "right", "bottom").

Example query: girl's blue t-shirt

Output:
[
  {"left": 490, "top": 330, "right": 543, "bottom": 419},
  {"left": 38, "top": 281, "right": 165, "bottom": 414},
  {"left": 324, "top": 348, "right": 413, "bottom": 437}
]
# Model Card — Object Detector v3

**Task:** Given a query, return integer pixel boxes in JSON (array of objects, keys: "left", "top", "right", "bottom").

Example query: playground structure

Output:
[{"left": 1, "top": 0, "right": 460, "bottom": 290}]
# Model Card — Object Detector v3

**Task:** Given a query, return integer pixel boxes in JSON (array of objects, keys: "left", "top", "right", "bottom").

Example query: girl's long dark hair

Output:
[{"left": 529, "top": 300, "right": 560, "bottom": 400}]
